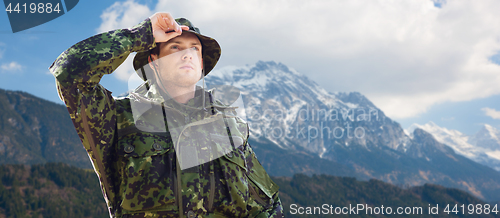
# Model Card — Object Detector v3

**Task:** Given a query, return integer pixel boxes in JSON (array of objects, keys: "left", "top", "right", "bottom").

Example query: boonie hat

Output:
[{"left": 133, "top": 18, "right": 221, "bottom": 80}]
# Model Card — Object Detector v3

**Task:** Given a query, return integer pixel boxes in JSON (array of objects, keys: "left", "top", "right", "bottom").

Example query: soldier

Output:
[{"left": 50, "top": 12, "right": 283, "bottom": 218}]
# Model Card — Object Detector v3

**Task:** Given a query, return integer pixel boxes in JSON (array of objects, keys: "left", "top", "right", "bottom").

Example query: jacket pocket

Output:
[
  {"left": 117, "top": 131, "right": 177, "bottom": 212},
  {"left": 213, "top": 135, "right": 279, "bottom": 213},
  {"left": 246, "top": 151, "right": 279, "bottom": 209}
]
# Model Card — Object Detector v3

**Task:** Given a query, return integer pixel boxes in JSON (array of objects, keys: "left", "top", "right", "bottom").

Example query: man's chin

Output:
[
  {"left": 180, "top": 69, "right": 201, "bottom": 75},
  {"left": 161, "top": 79, "right": 199, "bottom": 88}
]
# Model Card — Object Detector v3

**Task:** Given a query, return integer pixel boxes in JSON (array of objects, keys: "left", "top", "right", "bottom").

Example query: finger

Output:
[
  {"left": 159, "top": 14, "right": 181, "bottom": 33},
  {"left": 153, "top": 12, "right": 172, "bottom": 28},
  {"left": 173, "top": 22, "right": 181, "bottom": 33},
  {"left": 162, "top": 18, "right": 173, "bottom": 31},
  {"left": 154, "top": 32, "right": 179, "bottom": 43},
  {"left": 162, "top": 12, "right": 175, "bottom": 26},
  {"left": 165, "top": 30, "right": 182, "bottom": 38},
  {"left": 162, "top": 13, "right": 182, "bottom": 33},
  {"left": 180, "top": 25, "right": 189, "bottom": 31}
]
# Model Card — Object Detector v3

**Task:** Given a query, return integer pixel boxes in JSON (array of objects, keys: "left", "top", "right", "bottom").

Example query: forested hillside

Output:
[
  {"left": 278, "top": 174, "right": 497, "bottom": 217},
  {"left": 0, "top": 89, "right": 91, "bottom": 168},
  {"left": 1, "top": 163, "right": 497, "bottom": 218},
  {"left": 0, "top": 163, "right": 107, "bottom": 218}
]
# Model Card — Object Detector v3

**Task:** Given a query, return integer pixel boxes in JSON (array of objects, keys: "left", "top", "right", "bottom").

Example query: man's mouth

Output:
[{"left": 180, "top": 64, "right": 194, "bottom": 70}]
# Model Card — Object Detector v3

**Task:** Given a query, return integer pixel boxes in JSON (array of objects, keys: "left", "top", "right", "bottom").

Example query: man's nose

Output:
[{"left": 181, "top": 48, "right": 195, "bottom": 60}]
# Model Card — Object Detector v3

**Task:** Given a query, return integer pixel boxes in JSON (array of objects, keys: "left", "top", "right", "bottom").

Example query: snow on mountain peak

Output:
[
  {"left": 210, "top": 61, "right": 300, "bottom": 83},
  {"left": 480, "top": 124, "right": 500, "bottom": 140},
  {"left": 407, "top": 122, "right": 472, "bottom": 154},
  {"left": 426, "top": 121, "right": 438, "bottom": 127},
  {"left": 208, "top": 61, "right": 338, "bottom": 106},
  {"left": 470, "top": 124, "right": 500, "bottom": 152},
  {"left": 408, "top": 122, "right": 500, "bottom": 171},
  {"left": 408, "top": 122, "right": 466, "bottom": 140}
]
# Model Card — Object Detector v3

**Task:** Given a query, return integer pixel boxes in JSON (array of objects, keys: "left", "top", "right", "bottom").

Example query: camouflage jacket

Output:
[{"left": 49, "top": 18, "right": 283, "bottom": 218}]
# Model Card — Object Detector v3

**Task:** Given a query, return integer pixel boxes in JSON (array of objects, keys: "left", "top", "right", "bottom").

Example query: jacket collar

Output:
[{"left": 129, "top": 81, "right": 236, "bottom": 113}]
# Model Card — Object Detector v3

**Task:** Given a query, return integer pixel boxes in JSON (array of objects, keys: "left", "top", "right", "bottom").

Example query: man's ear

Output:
[
  {"left": 200, "top": 58, "right": 204, "bottom": 79},
  {"left": 148, "top": 54, "right": 159, "bottom": 71}
]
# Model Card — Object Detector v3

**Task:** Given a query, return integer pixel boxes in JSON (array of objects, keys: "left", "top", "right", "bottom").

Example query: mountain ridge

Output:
[
  {"left": 409, "top": 122, "right": 500, "bottom": 171},
  {"left": 206, "top": 60, "right": 500, "bottom": 201},
  {"left": 0, "top": 88, "right": 91, "bottom": 168}
]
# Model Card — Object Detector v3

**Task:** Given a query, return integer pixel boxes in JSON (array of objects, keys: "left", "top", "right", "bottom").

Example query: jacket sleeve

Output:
[
  {"left": 48, "top": 18, "right": 156, "bottom": 215},
  {"left": 268, "top": 192, "right": 284, "bottom": 218}
]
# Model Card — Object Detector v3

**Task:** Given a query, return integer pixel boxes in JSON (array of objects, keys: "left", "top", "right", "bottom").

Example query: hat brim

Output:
[{"left": 133, "top": 30, "right": 221, "bottom": 80}]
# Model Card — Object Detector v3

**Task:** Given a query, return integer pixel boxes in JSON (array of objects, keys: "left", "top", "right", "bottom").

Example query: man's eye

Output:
[
  {"left": 192, "top": 47, "right": 200, "bottom": 51},
  {"left": 171, "top": 45, "right": 179, "bottom": 49}
]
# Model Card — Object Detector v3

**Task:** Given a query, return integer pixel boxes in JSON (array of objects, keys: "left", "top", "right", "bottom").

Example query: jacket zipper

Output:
[
  {"left": 176, "top": 157, "right": 183, "bottom": 218},
  {"left": 208, "top": 163, "right": 215, "bottom": 210},
  {"left": 172, "top": 171, "right": 177, "bottom": 205},
  {"left": 174, "top": 114, "right": 227, "bottom": 216}
]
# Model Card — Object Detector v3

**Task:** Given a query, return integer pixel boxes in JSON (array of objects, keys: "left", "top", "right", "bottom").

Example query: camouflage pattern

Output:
[
  {"left": 49, "top": 18, "right": 283, "bottom": 218},
  {"left": 133, "top": 17, "right": 221, "bottom": 79}
]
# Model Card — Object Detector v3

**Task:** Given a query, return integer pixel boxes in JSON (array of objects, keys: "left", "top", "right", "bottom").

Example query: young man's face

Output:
[{"left": 151, "top": 32, "right": 203, "bottom": 90}]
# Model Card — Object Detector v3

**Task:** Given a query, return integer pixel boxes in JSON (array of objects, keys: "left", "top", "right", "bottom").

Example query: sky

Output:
[{"left": 1, "top": 0, "right": 500, "bottom": 135}]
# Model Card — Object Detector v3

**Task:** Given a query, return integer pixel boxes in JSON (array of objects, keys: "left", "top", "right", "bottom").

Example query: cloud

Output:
[
  {"left": 1, "top": 62, "right": 23, "bottom": 72},
  {"left": 99, "top": 0, "right": 500, "bottom": 119},
  {"left": 97, "top": 0, "right": 152, "bottom": 81},
  {"left": 482, "top": 107, "right": 500, "bottom": 120},
  {"left": 97, "top": 0, "right": 151, "bottom": 32}
]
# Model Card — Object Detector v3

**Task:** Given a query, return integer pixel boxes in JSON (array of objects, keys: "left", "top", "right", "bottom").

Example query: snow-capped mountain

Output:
[
  {"left": 470, "top": 124, "right": 500, "bottom": 151},
  {"left": 207, "top": 61, "right": 408, "bottom": 155},
  {"left": 206, "top": 61, "right": 500, "bottom": 201},
  {"left": 409, "top": 122, "right": 500, "bottom": 171}
]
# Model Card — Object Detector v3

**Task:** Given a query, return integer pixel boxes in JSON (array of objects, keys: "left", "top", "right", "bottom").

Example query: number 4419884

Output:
[
  {"left": 444, "top": 204, "right": 498, "bottom": 215},
  {"left": 5, "top": 3, "right": 61, "bottom": 14}
]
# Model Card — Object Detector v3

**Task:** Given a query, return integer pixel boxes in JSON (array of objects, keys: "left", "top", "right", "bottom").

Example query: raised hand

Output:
[{"left": 149, "top": 12, "right": 190, "bottom": 43}]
